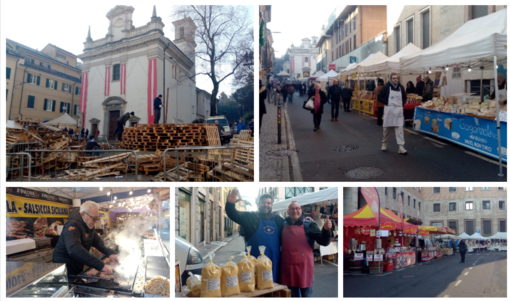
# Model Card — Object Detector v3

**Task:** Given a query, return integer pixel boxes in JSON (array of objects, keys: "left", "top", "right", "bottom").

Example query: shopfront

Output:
[{"left": 178, "top": 188, "right": 191, "bottom": 242}]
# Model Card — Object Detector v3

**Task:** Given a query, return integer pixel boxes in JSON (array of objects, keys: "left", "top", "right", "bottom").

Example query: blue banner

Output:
[{"left": 413, "top": 107, "right": 507, "bottom": 162}]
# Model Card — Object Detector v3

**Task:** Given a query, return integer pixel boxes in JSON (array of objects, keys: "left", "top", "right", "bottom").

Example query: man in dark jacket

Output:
[
  {"left": 328, "top": 79, "right": 343, "bottom": 121},
  {"left": 458, "top": 240, "right": 468, "bottom": 263},
  {"left": 341, "top": 84, "right": 353, "bottom": 112},
  {"left": 378, "top": 73, "right": 407, "bottom": 154},
  {"left": 153, "top": 94, "right": 164, "bottom": 124},
  {"left": 415, "top": 76, "right": 425, "bottom": 96},
  {"left": 422, "top": 76, "right": 434, "bottom": 101},
  {"left": 68, "top": 128, "right": 74, "bottom": 138},
  {"left": 226, "top": 190, "right": 285, "bottom": 283},
  {"left": 280, "top": 201, "right": 332, "bottom": 297},
  {"left": 214, "top": 120, "right": 225, "bottom": 145},
  {"left": 259, "top": 80, "right": 267, "bottom": 129},
  {"left": 81, "top": 127, "right": 85, "bottom": 140},
  {"left": 114, "top": 111, "right": 134, "bottom": 140},
  {"left": 53, "top": 201, "right": 119, "bottom": 276},
  {"left": 85, "top": 136, "right": 101, "bottom": 156}
]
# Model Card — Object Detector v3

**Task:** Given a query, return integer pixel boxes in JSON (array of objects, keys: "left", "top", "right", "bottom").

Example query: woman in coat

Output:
[
  {"left": 458, "top": 239, "right": 468, "bottom": 263},
  {"left": 373, "top": 78, "right": 385, "bottom": 126},
  {"left": 259, "top": 80, "right": 267, "bottom": 130},
  {"left": 406, "top": 81, "right": 416, "bottom": 94},
  {"left": 308, "top": 83, "right": 328, "bottom": 131}
]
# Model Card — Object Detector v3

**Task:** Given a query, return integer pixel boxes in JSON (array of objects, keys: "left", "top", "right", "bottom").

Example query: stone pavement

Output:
[{"left": 196, "top": 235, "right": 234, "bottom": 261}]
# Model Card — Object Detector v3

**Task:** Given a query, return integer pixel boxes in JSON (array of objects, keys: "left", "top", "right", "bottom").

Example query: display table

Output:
[
  {"left": 320, "top": 241, "right": 338, "bottom": 257},
  {"left": 413, "top": 107, "right": 507, "bottom": 162},
  {"left": 386, "top": 252, "right": 416, "bottom": 269},
  {"left": 352, "top": 98, "right": 374, "bottom": 115},
  {"left": 421, "top": 250, "right": 437, "bottom": 261},
  {"left": 403, "top": 103, "right": 420, "bottom": 121}
]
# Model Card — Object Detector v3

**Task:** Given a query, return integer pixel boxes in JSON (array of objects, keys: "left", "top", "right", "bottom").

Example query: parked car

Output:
[
  {"left": 175, "top": 236, "right": 204, "bottom": 287},
  {"left": 206, "top": 115, "right": 233, "bottom": 143}
]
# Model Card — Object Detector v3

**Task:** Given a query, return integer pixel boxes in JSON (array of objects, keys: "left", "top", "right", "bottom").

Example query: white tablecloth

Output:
[{"left": 320, "top": 241, "right": 338, "bottom": 256}]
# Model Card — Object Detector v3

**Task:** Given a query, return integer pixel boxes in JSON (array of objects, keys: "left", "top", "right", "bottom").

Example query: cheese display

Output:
[
  {"left": 419, "top": 95, "right": 506, "bottom": 118},
  {"left": 200, "top": 253, "right": 222, "bottom": 297},
  {"left": 186, "top": 272, "right": 202, "bottom": 297},
  {"left": 237, "top": 253, "right": 255, "bottom": 292},
  {"left": 255, "top": 246, "right": 274, "bottom": 290},
  {"left": 220, "top": 257, "right": 240, "bottom": 297}
]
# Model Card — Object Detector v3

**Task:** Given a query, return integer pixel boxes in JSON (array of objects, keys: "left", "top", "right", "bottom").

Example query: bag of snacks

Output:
[
  {"left": 256, "top": 246, "right": 274, "bottom": 290},
  {"left": 246, "top": 246, "right": 258, "bottom": 267},
  {"left": 186, "top": 272, "right": 202, "bottom": 297},
  {"left": 200, "top": 253, "right": 221, "bottom": 297},
  {"left": 221, "top": 256, "right": 240, "bottom": 297},
  {"left": 238, "top": 252, "right": 255, "bottom": 292}
]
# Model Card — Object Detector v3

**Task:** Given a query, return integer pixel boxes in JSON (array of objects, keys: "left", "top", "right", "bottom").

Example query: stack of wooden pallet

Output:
[
  {"left": 60, "top": 153, "right": 132, "bottom": 181},
  {"left": 208, "top": 162, "right": 254, "bottom": 182},
  {"left": 121, "top": 123, "right": 218, "bottom": 151},
  {"left": 229, "top": 130, "right": 254, "bottom": 166}
]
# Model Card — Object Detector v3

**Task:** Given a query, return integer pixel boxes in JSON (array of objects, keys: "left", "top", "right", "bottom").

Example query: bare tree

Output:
[{"left": 172, "top": 5, "right": 253, "bottom": 116}]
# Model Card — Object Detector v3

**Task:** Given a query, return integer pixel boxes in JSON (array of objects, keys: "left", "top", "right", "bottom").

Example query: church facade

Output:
[
  {"left": 288, "top": 37, "right": 319, "bottom": 79},
  {"left": 78, "top": 5, "right": 197, "bottom": 138}
]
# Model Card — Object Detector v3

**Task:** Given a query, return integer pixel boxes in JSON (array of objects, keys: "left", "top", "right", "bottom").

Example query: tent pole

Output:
[
  {"left": 480, "top": 67, "right": 484, "bottom": 104},
  {"left": 493, "top": 56, "right": 504, "bottom": 177}
]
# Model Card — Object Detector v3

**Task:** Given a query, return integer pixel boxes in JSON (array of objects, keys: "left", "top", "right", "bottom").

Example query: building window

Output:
[
  {"left": 394, "top": 25, "right": 401, "bottom": 52},
  {"left": 75, "top": 87, "right": 80, "bottom": 95},
  {"left": 62, "top": 83, "right": 71, "bottom": 93},
  {"left": 385, "top": 188, "right": 387, "bottom": 195},
  {"left": 433, "top": 187, "right": 440, "bottom": 194},
  {"left": 465, "top": 187, "right": 474, "bottom": 191},
  {"left": 421, "top": 8, "right": 431, "bottom": 49},
  {"left": 44, "top": 99, "right": 55, "bottom": 112},
  {"left": 6, "top": 67, "right": 11, "bottom": 79},
  {"left": 448, "top": 221, "right": 457, "bottom": 233},
  {"left": 39, "top": 62, "right": 51, "bottom": 69},
  {"left": 27, "top": 95, "right": 35, "bottom": 108},
  {"left": 483, "top": 220, "right": 491, "bottom": 235},
  {"left": 419, "top": 202, "right": 421, "bottom": 211},
  {"left": 408, "top": 196, "right": 410, "bottom": 206},
  {"left": 482, "top": 200, "right": 491, "bottom": 210},
  {"left": 112, "top": 64, "right": 121, "bottom": 81},
  {"left": 414, "top": 199, "right": 416, "bottom": 208},
  {"left": 305, "top": 57, "right": 308, "bottom": 63},
  {"left": 60, "top": 102, "right": 70, "bottom": 113},
  {"left": 74, "top": 104, "right": 79, "bottom": 115},
  {"left": 449, "top": 187, "right": 457, "bottom": 193},
  {"left": 407, "top": 18, "right": 414, "bottom": 44},
  {"left": 471, "top": 5, "right": 488, "bottom": 20},
  {"left": 499, "top": 200, "right": 505, "bottom": 210},
  {"left": 433, "top": 203, "right": 440, "bottom": 212},
  {"left": 27, "top": 73, "right": 40, "bottom": 85},
  {"left": 392, "top": 188, "right": 396, "bottom": 199},
  {"left": 180, "top": 27, "right": 185, "bottom": 39},
  {"left": 353, "top": 34, "right": 357, "bottom": 49},
  {"left": 498, "top": 187, "right": 505, "bottom": 191},
  {"left": 46, "top": 79, "right": 58, "bottom": 90},
  {"left": 449, "top": 202, "right": 456, "bottom": 211},
  {"left": 500, "top": 220, "right": 506, "bottom": 232},
  {"left": 481, "top": 187, "right": 491, "bottom": 191},
  {"left": 465, "top": 220, "right": 474, "bottom": 235},
  {"left": 57, "top": 53, "right": 67, "bottom": 60},
  {"left": 465, "top": 201, "right": 473, "bottom": 210},
  {"left": 6, "top": 89, "right": 8, "bottom": 99}
]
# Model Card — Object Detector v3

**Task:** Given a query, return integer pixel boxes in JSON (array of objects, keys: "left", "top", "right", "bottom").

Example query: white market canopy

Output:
[
  {"left": 488, "top": 232, "right": 507, "bottom": 239},
  {"left": 342, "top": 62, "right": 358, "bottom": 73},
  {"left": 364, "top": 43, "right": 422, "bottom": 74},
  {"left": 400, "top": 8, "right": 507, "bottom": 70},
  {"left": 437, "top": 234, "right": 461, "bottom": 240},
  {"left": 272, "top": 187, "right": 338, "bottom": 212},
  {"left": 276, "top": 71, "right": 290, "bottom": 76},
  {"left": 458, "top": 232, "right": 472, "bottom": 239},
  {"left": 318, "top": 70, "right": 339, "bottom": 80},
  {"left": 312, "top": 70, "right": 325, "bottom": 78},
  {"left": 469, "top": 232, "right": 489, "bottom": 240},
  {"left": 345, "top": 51, "right": 388, "bottom": 75},
  {"left": 45, "top": 113, "right": 78, "bottom": 128}
]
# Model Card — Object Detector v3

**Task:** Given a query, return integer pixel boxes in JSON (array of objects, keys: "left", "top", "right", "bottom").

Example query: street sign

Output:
[
  {"left": 354, "top": 253, "right": 363, "bottom": 260},
  {"left": 350, "top": 56, "right": 357, "bottom": 63},
  {"left": 329, "top": 64, "right": 336, "bottom": 71},
  {"left": 376, "top": 230, "right": 389, "bottom": 237}
]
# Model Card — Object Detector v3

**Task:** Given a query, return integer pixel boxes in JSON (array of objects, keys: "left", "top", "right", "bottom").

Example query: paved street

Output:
[
  {"left": 278, "top": 92, "right": 507, "bottom": 181},
  {"left": 344, "top": 252, "right": 507, "bottom": 297},
  {"left": 212, "top": 233, "right": 339, "bottom": 297}
]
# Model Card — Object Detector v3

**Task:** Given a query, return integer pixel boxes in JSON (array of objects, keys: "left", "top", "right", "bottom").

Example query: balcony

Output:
[{"left": 24, "top": 62, "right": 81, "bottom": 83}]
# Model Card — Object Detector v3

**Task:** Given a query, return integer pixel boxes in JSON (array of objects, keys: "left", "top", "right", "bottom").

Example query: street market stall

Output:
[
  {"left": 487, "top": 232, "right": 507, "bottom": 251},
  {"left": 402, "top": 9, "right": 508, "bottom": 167},
  {"left": 466, "top": 232, "right": 489, "bottom": 252},
  {"left": 417, "top": 226, "right": 456, "bottom": 260},
  {"left": 6, "top": 187, "right": 170, "bottom": 298}
]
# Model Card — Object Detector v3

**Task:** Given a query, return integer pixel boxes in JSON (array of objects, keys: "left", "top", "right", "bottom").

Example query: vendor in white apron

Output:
[{"left": 377, "top": 72, "right": 408, "bottom": 154}]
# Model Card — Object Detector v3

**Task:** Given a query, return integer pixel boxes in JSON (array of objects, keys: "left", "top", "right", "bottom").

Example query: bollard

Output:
[{"left": 277, "top": 97, "right": 282, "bottom": 144}]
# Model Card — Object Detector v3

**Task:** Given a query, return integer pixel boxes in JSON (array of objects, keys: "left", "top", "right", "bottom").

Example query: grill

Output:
[{"left": 69, "top": 260, "right": 139, "bottom": 294}]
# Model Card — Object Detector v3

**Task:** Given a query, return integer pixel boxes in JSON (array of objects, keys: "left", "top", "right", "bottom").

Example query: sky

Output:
[
  {"left": 239, "top": 186, "right": 259, "bottom": 212},
  {"left": 268, "top": 4, "right": 405, "bottom": 59},
  {"left": 2, "top": 1, "right": 253, "bottom": 96}
]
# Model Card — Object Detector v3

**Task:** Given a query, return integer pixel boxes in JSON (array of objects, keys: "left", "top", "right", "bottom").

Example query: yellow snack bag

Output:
[
  {"left": 246, "top": 246, "right": 258, "bottom": 267},
  {"left": 187, "top": 272, "right": 201, "bottom": 297},
  {"left": 256, "top": 246, "right": 274, "bottom": 290},
  {"left": 221, "top": 256, "right": 240, "bottom": 297},
  {"left": 238, "top": 252, "right": 255, "bottom": 292},
  {"left": 200, "top": 253, "right": 221, "bottom": 297}
]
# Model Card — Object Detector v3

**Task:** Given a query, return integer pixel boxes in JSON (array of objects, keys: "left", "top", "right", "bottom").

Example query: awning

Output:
[
  {"left": 469, "top": 232, "right": 490, "bottom": 240},
  {"left": 418, "top": 226, "right": 456, "bottom": 234},
  {"left": 364, "top": 43, "right": 422, "bottom": 74},
  {"left": 488, "top": 232, "right": 507, "bottom": 239},
  {"left": 343, "top": 204, "right": 418, "bottom": 232},
  {"left": 271, "top": 187, "right": 338, "bottom": 212}
]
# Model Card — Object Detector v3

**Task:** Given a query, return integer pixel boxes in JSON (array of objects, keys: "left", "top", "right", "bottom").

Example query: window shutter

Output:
[
  {"left": 52, "top": 100, "right": 56, "bottom": 112},
  {"left": 44, "top": 98, "right": 48, "bottom": 110},
  {"left": 37, "top": 76, "right": 40, "bottom": 86},
  {"left": 60, "top": 102, "right": 63, "bottom": 113},
  {"left": 27, "top": 73, "right": 32, "bottom": 83},
  {"left": 46, "top": 78, "right": 49, "bottom": 88},
  {"left": 75, "top": 87, "right": 79, "bottom": 95},
  {"left": 54, "top": 81, "right": 58, "bottom": 90},
  {"left": 6, "top": 67, "right": 11, "bottom": 79}
]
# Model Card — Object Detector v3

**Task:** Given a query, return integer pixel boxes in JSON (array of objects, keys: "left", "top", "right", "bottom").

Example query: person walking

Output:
[
  {"left": 282, "top": 84, "right": 289, "bottom": 103},
  {"left": 373, "top": 78, "right": 385, "bottom": 126},
  {"left": 406, "top": 81, "right": 416, "bottom": 94},
  {"left": 249, "top": 119, "right": 254, "bottom": 136},
  {"left": 259, "top": 80, "right": 267, "bottom": 130},
  {"left": 94, "top": 128, "right": 99, "bottom": 138},
  {"left": 342, "top": 84, "right": 353, "bottom": 112},
  {"left": 237, "top": 119, "right": 247, "bottom": 132},
  {"left": 327, "top": 79, "right": 342, "bottom": 121},
  {"left": 308, "top": 83, "right": 328, "bottom": 131},
  {"left": 68, "top": 127, "right": 74, "bottom": 139},
  {"left": 458, "top": 239, "right": 467, "bottom": 263},
  {"left": 422, "top": 77, "right": 434, "bottom": 101},
  {"left": 153, "top": 94, "right": 164, "bottom": 124},
  {"left": 287, "top": 84, "right": 295, "bottom": 103},
  {"left": 85, "top": 129, "right": 89, "bottom": 139},
  {"left": 275, "top": 84, "right": 283, "bottom": 105},
  {"left": 415, "top": 76, "right": 425, "bottom": 96},
  {"left": 377, "top": 72, "right": 408, "bottom": 154},
  {"left": 81, "top": 127, "right": 85, "bottom": 140}
]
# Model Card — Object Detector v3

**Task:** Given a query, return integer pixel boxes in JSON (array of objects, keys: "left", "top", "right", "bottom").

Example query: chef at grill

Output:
[{"left": 53, "top": 201, "right": 119, "bottom": 276}]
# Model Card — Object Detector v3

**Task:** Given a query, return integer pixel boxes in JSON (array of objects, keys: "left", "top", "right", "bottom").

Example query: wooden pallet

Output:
[
  {"left": 238, "top": 130, "right": 253, "bottom": 141},
  {"left": 205, "top": 124, "right": 221, "bottom": 146}
]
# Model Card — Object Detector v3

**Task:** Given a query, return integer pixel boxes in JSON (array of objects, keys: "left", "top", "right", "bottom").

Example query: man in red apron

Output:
[
  {"left": 280, "top": 201, "right": 333, "bottom": 297},
  {"left": 226, "top": 189, "right": 284, "bottom": 283},
  {"left": 377, "top": 72, "right": 408, "bottom": 154}
]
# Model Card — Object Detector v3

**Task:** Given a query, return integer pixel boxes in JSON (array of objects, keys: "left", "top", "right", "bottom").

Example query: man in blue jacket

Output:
[
  {"left": 237, "top": 119, "right": 247, "bottom": 132},
  {"left": 153, "top": 94, "right": 164, "bottom": 124}
]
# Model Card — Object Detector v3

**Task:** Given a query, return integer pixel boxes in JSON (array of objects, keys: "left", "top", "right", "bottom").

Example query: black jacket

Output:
[
  {"left": 416, "top": 81, "right": 425, "bottom": 96},
  {"left": 153, "top": 97, "right": 162, "bottom": 110},
  {"left": 490, "top": 80, "right": 507, "bottom": 100},
  {"left": 225, "top": 202, "right": 285, "bottom": 242},
  {"left": 328, "top": 85, "right": 342, "bottom": 102},
  {"left": 118, "top": 112, "right": 131, "bottom": 125},
  {"left": 422, "top": 80, "right": 434, "bottom": 101},
  {"left": 458, "top": 241, "right": 468, "bottom": 253},
  {"left": 259, "top": 86, "right": 267, "bottom": 115},
  {"left": 281, "top": 215, "right": 332, "bottom": 249},
  {"left": 307, "top": 89, "right": 328, "bottom": 115},
  {"left": 85, "top": 139, "right": 100, "bottom": 150},
  {"left": 341, "top": 87, "right": 353, "bottom": 99},
  {"left": 377, "top": 82, "right": 407, "bottom": 106},
  {"left": 53, "top": 209, "right": 115, "bottom": 276}
]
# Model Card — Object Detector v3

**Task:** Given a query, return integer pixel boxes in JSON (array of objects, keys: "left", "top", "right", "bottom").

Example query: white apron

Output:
[{"left": 383, "top": 86, "right": 404, "bottom": 127}]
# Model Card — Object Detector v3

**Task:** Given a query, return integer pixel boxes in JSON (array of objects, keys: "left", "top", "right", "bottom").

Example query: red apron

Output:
[{"left": 280, "top": 219, "right": 314, "bottom": 288}]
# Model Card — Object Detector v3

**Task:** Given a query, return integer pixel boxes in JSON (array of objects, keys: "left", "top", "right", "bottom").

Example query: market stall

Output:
[
  {"left": 402, "top": 9, "right": 507, "bottom": 167},
  {"left": 417, "top": 226, "right": 456, "bottom": 260},
  {"left": 466, "top": 233, "right": 489, "bottom": 253},
  {"left": 6, "top": 187, "right": 170, "bottom": 298}
]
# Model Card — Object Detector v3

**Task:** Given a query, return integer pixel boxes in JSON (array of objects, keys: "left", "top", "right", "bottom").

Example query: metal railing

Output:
[
  {"left": 10, "top": 149, "right": 139, "bottom": 182},
  {"left": 6, "top": 141, "right": 43, "bottom": 153},
  {"left": 6, "top": 152, "right": 32, "bottom": 181},
  {"left": 162, "top": 145, "right": 254, "bottom": 182}
]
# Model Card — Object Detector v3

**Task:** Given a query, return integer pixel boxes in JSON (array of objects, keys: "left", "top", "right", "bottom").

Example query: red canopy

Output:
[{"left": 343, "top": 204, "right": 418, "bottom": 232}]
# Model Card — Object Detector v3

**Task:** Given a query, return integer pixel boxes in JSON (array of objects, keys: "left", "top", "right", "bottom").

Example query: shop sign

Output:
[
  {"left": 380, "top": 222, "right": 396, "bottom": 230},
  {"left": 354, "top": 253, "right": 363, "bottom": 260},
  {"left": 366, "top": 255, "right": 373, "bottom": 262},
  {"left": 361, "top": 226, "right": 371, "bottom": 235},
  {"left": 404, "top": 228, "right": 417, "bottom": 234},
  {"left": 329, "top": 64, "right": 336, "bottom": 71},
  {"left": 6, "top": 194, "right": 69, "bottom": 218},
  {"left": 374, "top": 254, "right": 383, "bottom": 261},
  {"left": 370, "top": 229, "right": 376, "bottom": 237},
  {"left": 6, "top": 187, "right": 71, "bottom": 204},
  {"left": 418, "top": 230, "right": 429, "bottom": 236},
  {"left": 376, "top": 230, "right": 389, "bottom": 237}
]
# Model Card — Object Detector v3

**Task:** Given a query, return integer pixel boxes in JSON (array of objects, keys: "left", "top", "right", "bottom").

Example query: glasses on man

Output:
[{"left": 85, "top": 212, "right": 101, "bottom": 222}]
